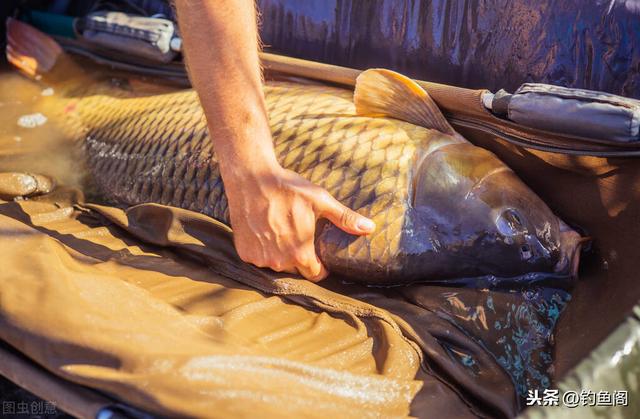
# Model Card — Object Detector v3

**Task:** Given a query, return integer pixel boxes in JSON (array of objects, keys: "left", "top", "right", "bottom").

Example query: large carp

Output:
[{"left": 6, "top": 19, "right": 583, "bottom": 284}]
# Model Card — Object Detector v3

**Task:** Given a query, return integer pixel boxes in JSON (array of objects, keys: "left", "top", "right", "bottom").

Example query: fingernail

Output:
[{"left": 357, "top": 218, "right": 375, "bottom": 232}]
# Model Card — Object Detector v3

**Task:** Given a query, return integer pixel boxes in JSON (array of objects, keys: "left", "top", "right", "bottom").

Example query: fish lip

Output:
[{"left": 554, "top": 221, "right": 589, "bottom": 278}]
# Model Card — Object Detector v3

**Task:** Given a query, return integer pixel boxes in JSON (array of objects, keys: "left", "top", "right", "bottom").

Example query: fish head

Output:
[
  {"left": 472, "top": 169, "right": 565, "bottom": 275},
  {"left": 411, "top": 143, "right": 582, "bottom": 280}
]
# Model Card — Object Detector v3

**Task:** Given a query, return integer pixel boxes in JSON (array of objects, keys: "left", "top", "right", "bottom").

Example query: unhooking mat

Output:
[{"left": 0, "top": 181, "right": 572, "bottom": 418}]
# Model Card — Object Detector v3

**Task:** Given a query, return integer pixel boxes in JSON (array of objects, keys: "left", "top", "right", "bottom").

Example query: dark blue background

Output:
[{"left": 258, "top": 0, "right": 640, "bottom": 98}]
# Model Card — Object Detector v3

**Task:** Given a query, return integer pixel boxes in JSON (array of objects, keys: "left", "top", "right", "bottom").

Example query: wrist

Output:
[
  {"left": 216, "top": 137, "right": 281, "bottom": 185},
  {"left": 211, "top": 114, "right": 281, "bottom": 182},
  {"left": 219, "top": 153, "right": 283, "bottom": 209},
  {"left": 218, "top": 150, "right": 281, "bottom": 183}
]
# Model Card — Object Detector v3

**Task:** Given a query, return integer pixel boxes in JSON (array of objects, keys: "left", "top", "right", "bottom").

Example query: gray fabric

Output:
[
  {"left": 81, "top": 11, "right": 176, "bottom": 63},
  {"left": 508, "top": 83, "right": 640, "bottom": 143}
]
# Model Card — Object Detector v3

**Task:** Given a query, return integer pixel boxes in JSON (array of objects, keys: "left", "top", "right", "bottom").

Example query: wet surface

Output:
[
  {"left": 258, "top": 0, "right": 640, "bottom": 99},
  {"left": 351, "top": 280, "right": 572, "bottom": 405},
  {"left": 428, "top": 286, "right": 571, "bottom": 398},
  {"left": 0, "top": 66, "right": 83, "bottom": 190}
]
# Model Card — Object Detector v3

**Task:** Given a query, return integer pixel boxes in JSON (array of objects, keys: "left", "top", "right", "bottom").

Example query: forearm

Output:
[
  {"left": 174, "top": 0, "right": 374, "bottom": 280},
  {"left": 174, "top": 0, "right": 277, "bottom": 177}
]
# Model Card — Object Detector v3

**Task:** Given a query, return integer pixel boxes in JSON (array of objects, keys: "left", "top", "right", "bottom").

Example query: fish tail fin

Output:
[
  {"left": 354, "top": 69, "right": 457, "bottom": 135},
  {"left": 6, "top": 18, "right": 83, "bottom": 86}
]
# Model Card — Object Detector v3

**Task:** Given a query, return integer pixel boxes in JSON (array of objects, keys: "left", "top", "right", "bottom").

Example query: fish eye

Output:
[{"left": 496, "top": 208, "right": 525, "bottom": 237}]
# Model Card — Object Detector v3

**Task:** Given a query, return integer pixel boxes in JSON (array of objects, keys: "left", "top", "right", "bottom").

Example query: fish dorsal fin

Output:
[{"left": 354, "top": 69, "right": 457, "bottom": 135}]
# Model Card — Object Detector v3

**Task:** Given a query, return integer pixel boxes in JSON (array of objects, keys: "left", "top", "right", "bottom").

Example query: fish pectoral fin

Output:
[{"left": 354, "top": 69, "right": 456, "bottom": 135}]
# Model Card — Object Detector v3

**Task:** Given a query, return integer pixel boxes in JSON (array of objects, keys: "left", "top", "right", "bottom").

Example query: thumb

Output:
[{"left": 316, "top": 191, "right": 376, "bottom": 235}]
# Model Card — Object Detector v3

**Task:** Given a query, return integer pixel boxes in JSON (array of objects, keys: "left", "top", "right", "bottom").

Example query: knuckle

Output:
[
  {"left": 314, "top": 189, "right": 332, "bottom": 209},
  {"left": 341, "top": 208, "right": 356, "bottom": 226},
  {"left": 270, "top": 260, "right": 284, "bottom": 272},
  {"left": 239, "top": 251, "right": 266, "bottom": 268},
  {"left": 311, "top": 268, "right": 328, "bottom": 282},
  {"left": 236, "top": 248, "right": 252, "bottom": 263},
  {"left": 292, "top": 249, "right": 311, "bottom": 266},
  {"left": 262, "top": 255, "right": 279, "bottom": 269},
  {"left": 317, "top": 187, "right": 331, "bottom": 200},
  {"left": 253, "top": 258, "right": 268, "bottom": 268}
]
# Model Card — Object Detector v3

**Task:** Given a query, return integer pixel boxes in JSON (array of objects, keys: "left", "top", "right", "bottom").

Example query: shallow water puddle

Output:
[{"left": 0, "top": 65, "right": 84, "bottom": 189}]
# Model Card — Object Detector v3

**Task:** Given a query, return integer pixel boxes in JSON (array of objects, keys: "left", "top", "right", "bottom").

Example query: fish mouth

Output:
[{"left": 554, "top": 220, "right": 589, "bottom": 278}]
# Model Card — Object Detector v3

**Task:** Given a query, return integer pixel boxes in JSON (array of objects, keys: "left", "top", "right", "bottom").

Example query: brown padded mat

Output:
[
  {"left": 0, "top": 190, "right": 419, "bottom": 418},
  {"left": 0, "top": 186, "right": 525, "bottom": 418}
]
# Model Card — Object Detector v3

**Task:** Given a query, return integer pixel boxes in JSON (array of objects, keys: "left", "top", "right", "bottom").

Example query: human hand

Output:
[{"left": 222, "top": 164, "right": 376, "bottom": 282}]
